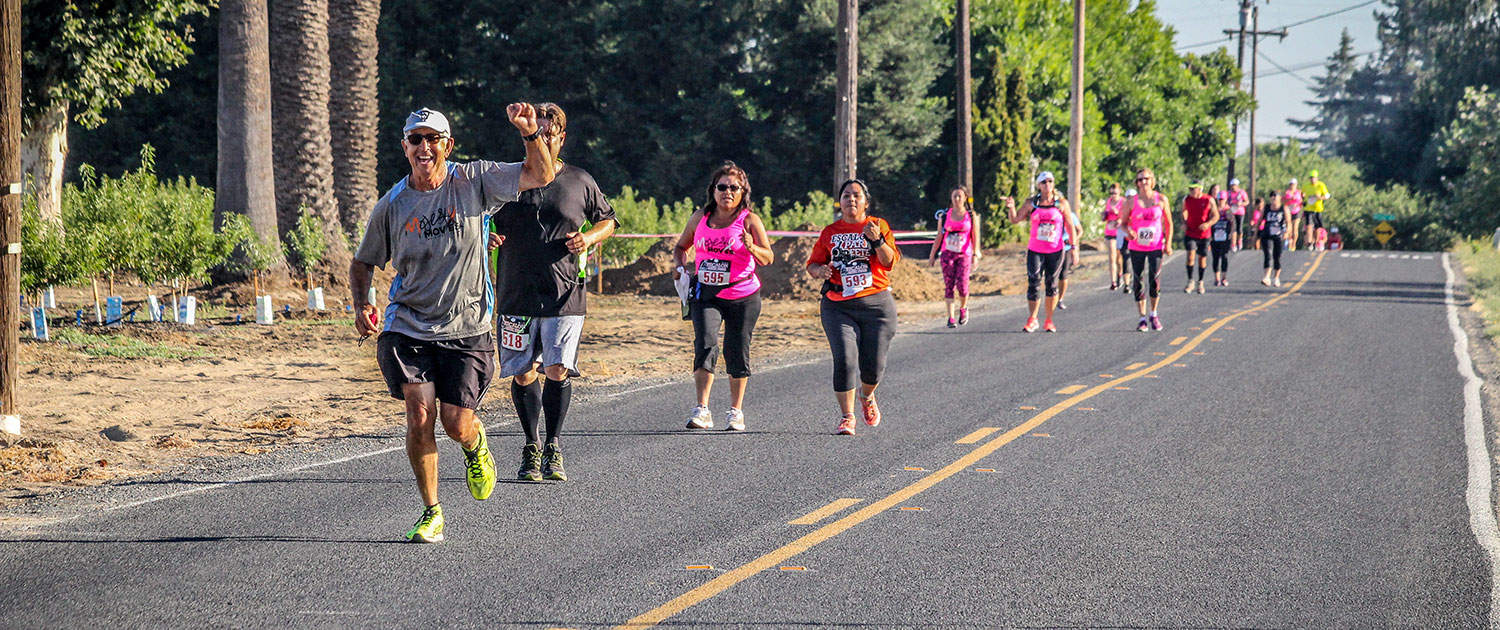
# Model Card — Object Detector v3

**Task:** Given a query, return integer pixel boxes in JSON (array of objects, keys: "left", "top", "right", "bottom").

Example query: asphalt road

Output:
[{"left": 0, "top": 248, "right": 1491, "bottom": 629}]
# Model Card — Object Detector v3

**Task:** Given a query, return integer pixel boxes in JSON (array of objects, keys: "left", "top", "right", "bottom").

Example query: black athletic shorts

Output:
[
  {"left": 1305, "top": 211, "right": 1324, "bottom": 229},
  {"left": 376, "top": 331, "right": 496, "bottom": 409},
  {"left": 1183, "top": 236, "right": 1209, "bottom": 257}
]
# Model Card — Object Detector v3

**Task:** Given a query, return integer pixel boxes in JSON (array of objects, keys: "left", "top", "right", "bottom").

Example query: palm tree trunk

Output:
[
  {"left": 328, "top": 0, "right": 379, "bottom": 239},
  {"left": 269, "top": 0, "right": 351, "bottom": 275},
  {"left": 216, "top": 0, "right": 284, "bottom": 278}
]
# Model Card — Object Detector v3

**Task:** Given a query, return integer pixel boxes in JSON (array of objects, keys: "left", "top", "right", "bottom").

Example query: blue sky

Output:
[{"left": 1150, "top": 0, "right": 1381, "bottom": 149}]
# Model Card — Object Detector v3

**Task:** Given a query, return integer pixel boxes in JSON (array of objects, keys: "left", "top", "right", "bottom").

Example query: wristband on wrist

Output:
[{"left": 521, "top": 130, "right": 541, "bottom": 142}]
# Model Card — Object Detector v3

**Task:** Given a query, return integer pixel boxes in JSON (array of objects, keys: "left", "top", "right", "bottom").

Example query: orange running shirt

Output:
[{"left": 807, "top": 217, "right": 901, "bottom": 301}]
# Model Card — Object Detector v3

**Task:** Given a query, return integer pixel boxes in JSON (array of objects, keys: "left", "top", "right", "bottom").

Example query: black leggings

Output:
[
  {"left": 820, "top": 291, "right": 897, "bottom": 392},
  {"left": 1026, "top": 250, "right": 1063, "bottom": 301},
  {"left": 691, "top": 292, "right": 762, "bottom": 378},
  {"left": 1130, "top": 249, "right": 1162, "bottom": 300},
  {"left": 1211, "top": 241, "right": 1231, "bottom": 273},
  {"left": 1261, "top": 236, "right": 1284, "bottom": 270},
  {"left": 1233, "top": 215, "right": 1244, "bottom": 238}
]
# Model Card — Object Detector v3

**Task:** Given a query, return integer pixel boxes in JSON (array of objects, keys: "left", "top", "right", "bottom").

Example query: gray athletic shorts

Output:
[{"left": 498, "top": 314, "right": 585, "bottom": 378}]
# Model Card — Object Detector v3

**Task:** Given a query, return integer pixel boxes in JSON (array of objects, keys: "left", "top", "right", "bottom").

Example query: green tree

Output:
[
  {"left": 21, "top": 0, "right": 212, "bottom": 224},
  {"left": 1437, "top": 86, "right": 1500, "bottom": 236},
  {"left": 1290, "top": 29, "right": 1360, "bottom": 155},
  {"left": 973, "top": 61, "right": 1031, "bottom": 245}
]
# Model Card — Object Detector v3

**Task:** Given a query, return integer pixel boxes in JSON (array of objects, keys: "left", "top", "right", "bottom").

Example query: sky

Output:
[{"left": 1150, "top": 0, "right": 1382, "bottom": 151}]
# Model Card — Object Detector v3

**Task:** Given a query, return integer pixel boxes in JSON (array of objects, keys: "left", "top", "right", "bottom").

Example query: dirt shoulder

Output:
[{"left": 2, "top": 245, "right": 1107, "bottom": 508}]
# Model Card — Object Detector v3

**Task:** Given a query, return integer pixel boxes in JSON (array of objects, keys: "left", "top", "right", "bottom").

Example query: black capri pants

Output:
[
  {"left": 1261, "top": 235, "right": 1284, "bottom": 270},
  {"left": 1129, "top": 249, "right": 1163, "bottom": 300},
  {"left": 1211, "top": 241, "right": 1232, "bottom": 273},
  {"left": 1026, "top": 250, "right": 1064, "bottom": 301},
  {"left": 820, "top": 290, "right": 897, "bottom": 392},
  {"left": 691, "top": 291, "right": 762, "bottom": 378}
]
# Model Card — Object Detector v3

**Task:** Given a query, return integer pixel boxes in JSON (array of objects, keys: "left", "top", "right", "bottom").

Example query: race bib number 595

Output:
[{"left": 697, "top": 259, "right": 730, "bottom": 286}]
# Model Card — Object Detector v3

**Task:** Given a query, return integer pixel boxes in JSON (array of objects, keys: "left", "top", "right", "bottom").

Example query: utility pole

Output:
[
  {"left": 834, "top": 0, "right": 858, "bottom": 191},
  {"left": 956, "top": 0, "right": 972, "bottom": 194},
  {"left": 1067, "top": 0, "right": 1084, "bottom": 213},
  {"left": 0, "top": 0, "right": 19, "bottom": 435},
  {"left": 1247, "top": 6, "right": 1286, "bottom": 206},
  {"left": 1225, "top": 0, "right": 1251, "bottom": 189}
]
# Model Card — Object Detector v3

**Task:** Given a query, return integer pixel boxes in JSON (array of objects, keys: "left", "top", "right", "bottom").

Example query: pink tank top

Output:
[
  {"left": 941, "top": 208, "right": 974, "bottom": 255},
  {"left": 1103, "top": 197, "right": 1124, "bottom": 237},
  {"left": 694, "top": 208, "right": 761, "bottom": 300},
  {"left": 1127, "top": 192, "right": 1166, "bottom": 252},
  {"left": 1283, "top": 190, "right": 1303, "bottom": 214},
  {"left": 1028, "top": 197, "right": 1066, "bottom": 254},
  {"left": 1230, "top": 189, "right": 1249, "bottom": 215}
]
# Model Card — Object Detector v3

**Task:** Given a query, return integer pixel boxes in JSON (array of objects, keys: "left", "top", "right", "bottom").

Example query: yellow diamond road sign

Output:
[{"left": 1374, "top": 221, "right": 1396, "bottom": 245}]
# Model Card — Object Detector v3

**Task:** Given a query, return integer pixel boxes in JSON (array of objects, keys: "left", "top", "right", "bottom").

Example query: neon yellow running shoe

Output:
[
  {"left": 405, "top": 504, "right": 444, "bottom": 543},
  {"left": 463, "top": 424, "right": 496, "bottom": 500}
]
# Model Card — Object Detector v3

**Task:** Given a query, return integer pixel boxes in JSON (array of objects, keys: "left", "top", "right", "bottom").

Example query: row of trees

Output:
[
  {"left": 24, "top": 0, "right": 377, "bottom": 283},
  {"left": 65, "top": 0, "right": 1246, "bottom": 247},
  {"left": 1296, "top": 0, "right": 1500, "bottom": 236}
]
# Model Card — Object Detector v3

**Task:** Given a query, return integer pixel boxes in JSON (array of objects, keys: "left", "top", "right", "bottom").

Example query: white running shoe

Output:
[
  {"left": 724, "top": 408, "right": 746, "bottom": 432},
  {"left": 685, "top": 406, "right": 713, "bottom": 429},
  {"left": 1273, "top": 277, "right": 1282, "bottom": 287}
]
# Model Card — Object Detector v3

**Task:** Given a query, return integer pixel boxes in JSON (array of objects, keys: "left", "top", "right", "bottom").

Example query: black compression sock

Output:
[
  {"left": 511, "top": 379, "right": 542, "bottom": 444},
  {"left": 543, "top": 378, "right": 572, "bottom": 445},
  {"left": 1196, "top": 265, "right": 1205, "bottom": 281}
]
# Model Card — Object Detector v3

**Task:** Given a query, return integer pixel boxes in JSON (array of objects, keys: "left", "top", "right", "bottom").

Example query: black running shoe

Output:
[
  {"left": 518, "top": 443, "right": 542, "bottom": 481},
  {"left": 541, "top": 444, "right": 567, "bottom": 481}
]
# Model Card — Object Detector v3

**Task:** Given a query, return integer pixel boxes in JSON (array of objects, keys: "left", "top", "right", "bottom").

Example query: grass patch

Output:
[
  {"left": 1457, "top": 239, "right": 1500, "bottom": 339},
  {"left": 48, "top": 328, "right": 209, "bottom": 359}
]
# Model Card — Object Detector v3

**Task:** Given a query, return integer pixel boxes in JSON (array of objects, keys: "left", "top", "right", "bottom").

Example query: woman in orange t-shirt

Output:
[{"left": 805, "top": 179, "right": 900, "bottom": 436}]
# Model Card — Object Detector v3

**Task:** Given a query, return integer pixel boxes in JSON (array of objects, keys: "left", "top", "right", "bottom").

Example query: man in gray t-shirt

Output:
[{"left": 350, "top": 105, "right": 555, "bottom": 543}]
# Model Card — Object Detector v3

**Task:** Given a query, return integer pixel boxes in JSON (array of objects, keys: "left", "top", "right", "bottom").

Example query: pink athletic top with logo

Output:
[
  {"left": 1103, "top": 197, "right": 1124, "bottom": 237},
  {"left": 693, "top": 208, "right": 761, "bottom": 300},
  {"left": 1283, "top": 189, "right": 1303, "bottom": 215},
  {"left": 1127, "top": 192, "right": 1167, "bottom": 252},
  {"left": 1229, "top": 189, "right": 1249, "bottom": 215},
  {"left": 941, "top": 208, "right": 975, "bottom": 255},
  {"left": 1028, "top": 197, "right": 1066, "bottom": 254}
]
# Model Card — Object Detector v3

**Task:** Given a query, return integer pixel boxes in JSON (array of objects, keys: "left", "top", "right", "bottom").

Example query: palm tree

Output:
[
  {"left": 269, "top": 0, "right": 349, "bottom": 276},
  {"left": 327, "top": 0, "right": 379, "bottom": 239},
  {"left": 216, "top": 0, "right": 284, "bottom": 274}
]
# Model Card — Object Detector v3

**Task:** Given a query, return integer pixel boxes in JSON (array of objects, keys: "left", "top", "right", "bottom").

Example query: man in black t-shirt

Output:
[{"left": 492, "top": 103, "right": 617, "bottom": 482}]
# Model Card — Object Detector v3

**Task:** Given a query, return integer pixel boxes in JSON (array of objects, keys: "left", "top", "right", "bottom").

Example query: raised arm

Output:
[{"left": 508, "top": 103, "right": 556, "bottom": 192}]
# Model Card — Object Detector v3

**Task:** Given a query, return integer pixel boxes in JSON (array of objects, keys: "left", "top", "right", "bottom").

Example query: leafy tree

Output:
[
  {"left": 283, "top": 209, "right": 330, "bottom": 289},
  {"left": 1290, "top": 29, "right": 1359, "bottom": 155},
  {"left": 1437, "top": 86, "right": 1500, "bottom": 236},
  {"left": 21, "top": 0, "right": 211, "bottom": 224}
]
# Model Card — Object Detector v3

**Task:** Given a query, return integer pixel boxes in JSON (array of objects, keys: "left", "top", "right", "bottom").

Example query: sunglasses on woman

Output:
[{"left": 715, "top": 184, "right": 743, "bottom": 192}]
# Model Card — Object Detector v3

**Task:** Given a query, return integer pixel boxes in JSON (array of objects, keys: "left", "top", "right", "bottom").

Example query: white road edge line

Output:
[{"left": 1443, "top": 252, "right": 1500, "bottom": 629}]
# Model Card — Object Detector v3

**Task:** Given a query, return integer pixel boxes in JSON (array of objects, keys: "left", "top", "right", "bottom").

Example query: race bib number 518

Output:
[{"left": 500, "top": 316, "right": 530, "bottom": 352}]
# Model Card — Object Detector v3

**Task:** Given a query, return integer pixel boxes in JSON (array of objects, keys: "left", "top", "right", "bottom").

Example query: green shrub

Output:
[{"left": 283, "top": 208, "right": 328, "bottom": 279}]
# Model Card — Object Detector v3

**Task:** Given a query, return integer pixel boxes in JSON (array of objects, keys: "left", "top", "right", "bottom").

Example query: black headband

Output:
[{"left": 837, "top": 178, "right": 868, "bottom": 199}]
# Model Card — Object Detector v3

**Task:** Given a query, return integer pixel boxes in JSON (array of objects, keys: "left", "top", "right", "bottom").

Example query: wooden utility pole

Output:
[
  {"left": 0, "top": 0, "right": 18, "bottom": 432},
  {"left": 1246, "top": 6, "right": 1285, "bottom": 205},
  {"left": 956, "top": 0, "right": 972, "bottom": 194},
  {"left": 0, "top": 0, "right": 19, "bottom": 433},
  {"left": 1067, "top": 0, "right": 1084, "bottom": 213},
  {"left": 834, "top": 0, "right": 858, "bottom": 190},
  {"left": 1225, "top": 0, "right": 1251, "bottom": 188}
]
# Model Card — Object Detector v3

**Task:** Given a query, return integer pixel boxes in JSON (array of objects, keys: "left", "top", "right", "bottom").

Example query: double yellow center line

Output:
[{"left": 619, "top": 251, "right": 1328, "bottom": 628}]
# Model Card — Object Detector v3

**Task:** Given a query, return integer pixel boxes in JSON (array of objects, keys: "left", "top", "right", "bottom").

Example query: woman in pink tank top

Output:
[
  {"left": 1283, "top": 180, "right": 1304, "bottom": 251},
  {"left": 1101, "top": 182, "right": 1126, "bottom": 290},
  {"left": 1124, "top": 168, "right": 1174, "bottom": 332},
  {"left": 671, "top": 161, "right": 774, "bottom": 432},
  {"left": 926, "top": 187, "right": 982, "bottom": 328},
  {"left": 1005, "top": 172, "right": 1078, "bottom": 333}
]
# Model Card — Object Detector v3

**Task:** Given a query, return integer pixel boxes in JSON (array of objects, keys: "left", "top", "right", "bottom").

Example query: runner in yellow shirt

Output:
[{"left": 1304, "top": 170, "right": 1331, "bottom": 250}]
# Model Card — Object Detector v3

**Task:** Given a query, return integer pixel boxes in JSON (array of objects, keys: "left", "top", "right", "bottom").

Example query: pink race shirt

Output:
[
  {"left": 1229, "top": 189, "right": 1249, "bottom": 215},
  {"left": 1283, "top": 189, "right": 1304, "bottom": 215},
  {"left": 1103, "top": 197, "right": 1124, "bottom": 237},
  {"left": 1127, "top": 192, "right": 1167, "bottom": 252},
  {"left": 693, "top": 208, "right": 761, "bottom": 300},
  {"left": 1028, "top": 198, "right": 1066, "bottom": 254},
  {"left": 941, "top": 208, "right": 975, "bottom": 255}
]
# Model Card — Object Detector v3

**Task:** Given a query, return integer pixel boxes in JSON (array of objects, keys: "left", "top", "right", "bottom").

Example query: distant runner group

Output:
[{"left": 351, "top": 106, "right": 1335, "bottom": 543}]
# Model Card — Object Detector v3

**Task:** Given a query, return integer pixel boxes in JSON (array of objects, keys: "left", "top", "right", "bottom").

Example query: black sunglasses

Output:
[
  {"left": 715, "top": 184, "right": 743, "bottom": 192},
  {"left": 405, "top": 132, "right": 448, "bottom": 145}
]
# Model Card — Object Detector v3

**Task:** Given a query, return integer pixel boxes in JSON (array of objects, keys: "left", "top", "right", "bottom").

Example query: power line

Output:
[
  {"left": 1268, "top": 0, "right": 1381, "bottom": 32},
  {"left": 1176, "top": 35, "right": 1233, "bottom": 52},
  {"left": 1255, "top": 49, "right": 1377, "bottom": 79},
  {"left": 1256, "top": 49, "right": 1316, "bottom": 86}
]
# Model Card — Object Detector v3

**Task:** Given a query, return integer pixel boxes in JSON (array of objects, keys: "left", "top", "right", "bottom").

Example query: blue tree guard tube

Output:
[{"left": 75, "top": 310, "right": 83, "bottom": 325}]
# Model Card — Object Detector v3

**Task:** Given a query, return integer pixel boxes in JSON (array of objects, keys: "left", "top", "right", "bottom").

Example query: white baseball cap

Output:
[
  {"left": 1230, "top": 178, "right": 1240, "bottom": 186},
  {"left": 1288, "top": 177, "right": 1298, "bottom": 185},
  {"left": 1035, "top": 171, "right": 1055, "bottom": 184},
  {"left": 403, "top": 108, "right": 451, "bottom": 135}
]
